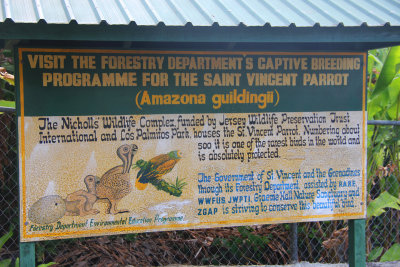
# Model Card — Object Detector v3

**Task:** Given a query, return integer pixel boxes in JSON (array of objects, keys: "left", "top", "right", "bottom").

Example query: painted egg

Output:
[{"left": 28, "top": 195, "right": 66, "bottom": 224}]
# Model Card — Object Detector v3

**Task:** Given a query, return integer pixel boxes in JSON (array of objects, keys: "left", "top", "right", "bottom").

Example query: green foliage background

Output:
[{"left": 367, "top": 46, "right": 400, "bottom": 262}]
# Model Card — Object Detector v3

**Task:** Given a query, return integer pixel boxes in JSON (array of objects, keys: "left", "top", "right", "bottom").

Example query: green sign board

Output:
[{"left": 18, "top": 48, "right": 366, "bottom": 241}]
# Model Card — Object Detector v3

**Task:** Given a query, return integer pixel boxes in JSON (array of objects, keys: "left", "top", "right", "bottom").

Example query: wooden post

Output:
[
  {"left": 20, "top": 242, "right": 35, "bottom": 267},
  {"left": 348, "top": 219, "right": 366, "bottom": 267}
]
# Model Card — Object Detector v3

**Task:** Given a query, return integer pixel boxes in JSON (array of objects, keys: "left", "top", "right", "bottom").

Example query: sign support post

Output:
[
  {"left": 19, "top": 242, "right": 35, "bottom": 267},
  {"left": 349, "top": 219, "right": 366, "bottom": 267},
  {"left": 290, "top": 223, "right": 298, "bottom": 263}
]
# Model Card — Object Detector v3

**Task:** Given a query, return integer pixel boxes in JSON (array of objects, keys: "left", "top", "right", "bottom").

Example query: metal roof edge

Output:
[
  {"left": 3, "top": 0, "right": 400, "bottom": 28},
  {"left": 0, "top": 23, "right": 399, "bottom": 45}
]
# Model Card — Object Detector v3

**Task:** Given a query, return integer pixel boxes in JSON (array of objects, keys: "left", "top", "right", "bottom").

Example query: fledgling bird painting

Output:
[{"left": 96, "top": 144, "right": 138, "bottom": 214}]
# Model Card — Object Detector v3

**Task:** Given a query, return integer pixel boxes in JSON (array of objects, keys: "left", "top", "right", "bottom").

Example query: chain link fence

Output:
[
  {"left": 0, "top": 109, "right": 398, "bottom": 266},
  {"left": 0, "top": 111, "right": 19, "bottom": 263}
]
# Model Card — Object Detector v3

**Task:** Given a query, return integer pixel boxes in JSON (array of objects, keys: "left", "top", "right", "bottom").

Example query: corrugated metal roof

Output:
[{"left": 1, "top": 0, "right": 400, "bottom": 27}]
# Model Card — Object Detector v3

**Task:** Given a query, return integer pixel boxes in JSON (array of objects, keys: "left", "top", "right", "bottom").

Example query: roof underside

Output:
[
  {"left": 1, "top": 0, "right": 400, "bottom": 49},
  {"left": 2, "top": 0, "right": 400, "bottom": 26}
]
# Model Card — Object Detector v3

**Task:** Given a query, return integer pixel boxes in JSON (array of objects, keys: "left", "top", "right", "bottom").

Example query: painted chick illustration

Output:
[{"left": 96, "top": 144, "right": 138, "bottom": 214}]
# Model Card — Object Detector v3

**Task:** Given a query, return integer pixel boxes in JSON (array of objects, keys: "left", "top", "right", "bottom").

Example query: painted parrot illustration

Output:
[{"left": 134, "top": 150, "right": 185, "bottom": 196}]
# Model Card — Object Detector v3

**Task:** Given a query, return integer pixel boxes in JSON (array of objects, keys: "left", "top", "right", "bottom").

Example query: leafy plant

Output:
[
  {"left": 37, "top": 263, "right": 57, "bottom": 267},
  {"left": 0, "top": 48, "right": 15, "bottom": 107},
  {"left": 368, "top": 247, "right": 383, "bottom": 262},
  {"left": 367, "top": 45, "right": 400, "bottom": 262},
  {"left": 380, "top": 243, "right": 400, "bottom": 262},
  {"left": 171, "top": 177, "right": 187, "bottom": 191},
  {"left": 211, "top": 226, "right": 278, "bottom": 265},
  {"left": 367, "top": 191, "right": 400, "bottom": 217},
  {"left": 0, "top": 230, "right": 13, "bottom": 267},
  {"left": 0, "top": 230, "right": 56, "bottom": 267}
]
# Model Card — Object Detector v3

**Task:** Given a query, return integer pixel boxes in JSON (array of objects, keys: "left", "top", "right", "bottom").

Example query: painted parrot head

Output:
[
  {"left": 135, "top": 159, "right": 147, "bottom": 168},
  {"left": 117, "top": 144, "right": 138, "bottom": 173},
  {"left": 168, "top": 150, "right": 183, "bottom": 160}
]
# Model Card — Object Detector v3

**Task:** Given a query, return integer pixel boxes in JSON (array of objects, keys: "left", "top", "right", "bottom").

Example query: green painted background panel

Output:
[{"left": 19, "top": 48, "right": 365, "bottom": 116}]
